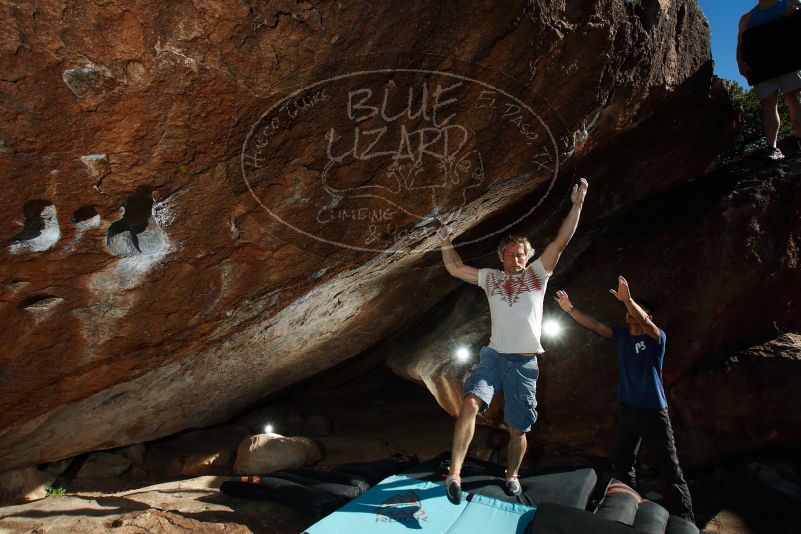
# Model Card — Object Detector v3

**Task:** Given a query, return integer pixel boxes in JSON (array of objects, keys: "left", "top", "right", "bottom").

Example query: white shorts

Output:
[{"left": 755, "top": 70, "right": 801, "bottom": 100}]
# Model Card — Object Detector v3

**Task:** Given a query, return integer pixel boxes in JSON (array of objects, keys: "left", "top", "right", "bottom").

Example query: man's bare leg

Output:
[
  {"left": 504, "top": 427, "right": 527, "bottom": 496},
  {"left": 506, "top": 427, "right": 527, "bottom": 477},
  {"left": 449, "top": 395, "right": 482, "bottom": 476},
  {"left": 784, "top": 89, "right": 801, "bottom": 137},
  {"left": 446, "top": 395, "right": 482, "bottom": 504},
  {"left": 760, "top": 91, "right": 781, "bottom": 148}
]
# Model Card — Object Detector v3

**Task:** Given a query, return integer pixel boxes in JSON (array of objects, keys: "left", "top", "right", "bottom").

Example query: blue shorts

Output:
[{"left": 463, "top": 346, "right": 539, "bottom": 432}]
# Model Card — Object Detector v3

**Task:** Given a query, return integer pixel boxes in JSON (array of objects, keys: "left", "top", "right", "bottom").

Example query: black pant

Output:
[{"left": 613, "top": 403, "right": 695, "bottom": 523}]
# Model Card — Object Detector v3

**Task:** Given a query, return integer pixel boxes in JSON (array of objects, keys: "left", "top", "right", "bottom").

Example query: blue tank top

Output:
[{"left": 748, "top": 0, "right": 788, "bottom": 29}]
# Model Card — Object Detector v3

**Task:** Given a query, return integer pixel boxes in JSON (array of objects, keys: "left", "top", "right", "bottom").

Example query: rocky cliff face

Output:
[{"left": 0, "top": 0, "right": 737, "bottom": 470}]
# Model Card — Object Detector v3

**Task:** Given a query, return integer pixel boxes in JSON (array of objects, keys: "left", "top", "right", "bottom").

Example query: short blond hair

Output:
[{"left": 497, "top": 234, "right": 533, "bottom": 258}]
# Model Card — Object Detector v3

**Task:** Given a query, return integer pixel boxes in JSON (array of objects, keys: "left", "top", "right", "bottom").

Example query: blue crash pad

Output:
[{"left": 304, "top": 474, "right": 535, "bottom": 534}]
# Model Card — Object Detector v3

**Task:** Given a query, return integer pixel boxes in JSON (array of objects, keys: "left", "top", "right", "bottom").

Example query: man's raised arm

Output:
[
  {"left": 437, "top": 223, "right": 479, "bottom": 285},
  {"left": 609, "top": 276, "right": 660, "bottom": 341},
  {"left": 540, "top": 179, "right": 588, "bottom": 274},
  {"left": 554, "top": 290, "right": 612, "bottom": 339}
]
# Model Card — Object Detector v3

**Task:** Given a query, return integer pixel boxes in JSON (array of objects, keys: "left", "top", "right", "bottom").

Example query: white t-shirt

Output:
[{"left": 477, "top": 257, "right": 551, "bottom": 354}]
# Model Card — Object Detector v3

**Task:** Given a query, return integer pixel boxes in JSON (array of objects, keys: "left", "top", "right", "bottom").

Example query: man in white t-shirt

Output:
[{"left": 436, "top": 178, "right": 588, "bottom": 503}]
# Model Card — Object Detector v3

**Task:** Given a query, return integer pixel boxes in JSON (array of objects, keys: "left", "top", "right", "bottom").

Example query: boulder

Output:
[
  {"left": 139, "top": 443, "right": 185, "bottom": 479},
  {"left": 120, "top": 444, "right": 146, "bottom": 466},
  {"left": 303, "top": 415, "right": 334, "bottom": 438},
  {"left": 76, "top": 452, "right": 132, "bottom": 479},
  {"left": 233, "top": 433, "right": 323, "bottom": 475},
  {"left": 42, "top": 458, "right": 74, "bottom": 476},
  {"left": 0, "top": 0, "right": 736, "bottom": 471},
  {"left": 180, "top": 451, "right": 234, "bottom": 476},
  {"left": 673, "top": 333, "right": 801, "bottom": 465},
  {"left": 164, "top": 457, "right": 185, "bottom": 478},
  {"left": 125, "top": 467, "right": 148, "bottom": 482},
  {"left": 0, "top": 468, "right": 56, "bottom": 504}
]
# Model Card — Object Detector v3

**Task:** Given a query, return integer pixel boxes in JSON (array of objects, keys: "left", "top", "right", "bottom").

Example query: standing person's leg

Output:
[
  {"left": 613, "top": 404, "right": 642, "bottom": 488},
  {"left": 759, "top": 90, "right": 782, "bottom": 151},
  {"left": 641, "top": 408, "right": 695, "bottom": 523},
  {"left": 784, "top": 89, "right": 801, "bottom": 151}
]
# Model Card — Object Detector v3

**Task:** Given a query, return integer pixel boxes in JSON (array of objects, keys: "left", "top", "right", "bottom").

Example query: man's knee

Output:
[{"left": 508, "top": 427, "right": 526, "bottom": 438}]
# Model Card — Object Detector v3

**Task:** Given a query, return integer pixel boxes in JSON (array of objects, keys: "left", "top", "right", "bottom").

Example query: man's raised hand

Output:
[
  {"left": 571, "top": 178, "right": 589, "bottom": 206},
  {"left": 609, "top": 275, "right": 632, "bottom": 302},
  {"left": 436, "top": 220, "right": 451, "bottom": 243},
  {"left": 554, "top": 290, "right": 574, "bottom": 312}
]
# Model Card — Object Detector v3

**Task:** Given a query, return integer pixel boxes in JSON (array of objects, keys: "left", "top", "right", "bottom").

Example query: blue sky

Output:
[{"left": 698, "top": 0, "right": 758, "bottom": 87}]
